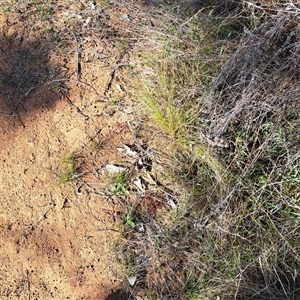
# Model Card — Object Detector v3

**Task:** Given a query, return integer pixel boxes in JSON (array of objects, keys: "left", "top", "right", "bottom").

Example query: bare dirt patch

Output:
[{"left": 0, "top": 1, "right": 150, "bottom": 299}]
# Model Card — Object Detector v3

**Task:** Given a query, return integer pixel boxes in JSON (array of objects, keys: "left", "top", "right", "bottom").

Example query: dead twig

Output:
[
  {"left": 44, "top": 78, "right": 101, "bottom": 97},
  {"left": 72, "top": 32, "right": 81, "bottom": 81},
  {"left": 22, "top": 203, "right": 55, "bottom": 231},
  {"left": 104, "top": 52, "right": 126, "bottom": 95},
  {"left": 25, "top": 269, "right": 30, "bottom": 300},
  {"left": 61, "top": 90, "right": 89, "bottom": 120},
  {"left": 6, "top": 97, "right": 26, "bottom": 127}
]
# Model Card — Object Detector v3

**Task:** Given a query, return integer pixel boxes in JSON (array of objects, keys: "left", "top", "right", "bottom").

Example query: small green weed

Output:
[
  {"left": 118, "top": 207, "right": 135, "bottom": 229},
  {"left": 115, "top": 39, "right": 129, "bottom": 52},
  {"left": 109, "top": 95, "right": 121, "bottom": 107},
  {"left": 57, "top": 153, "right": 81, "bottom": 184},
  {"left": 28, "top": 0, "right": 52, "bottom": 22},
  {"left": 90, "top": 139, "right": 103, "bottom": 151},
  {"left": 112, "top": 171, "right": 130, "bottom": 196}
]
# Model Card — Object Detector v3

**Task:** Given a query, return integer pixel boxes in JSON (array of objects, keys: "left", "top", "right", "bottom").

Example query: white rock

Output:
[
  {"left": 128, "top": 275, "right": 137, "bottom": 286},
  {"left": 105, "top": 164, "right": 126, "bottom": 174}
]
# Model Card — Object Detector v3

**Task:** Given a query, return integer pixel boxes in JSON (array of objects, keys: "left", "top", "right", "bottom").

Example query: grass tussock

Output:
[
  {"left": 115, "top": 1, "right": 300, "bottom": 299},
  {"left": 57, "top": 153, "right": 83, "bottom": 184}
]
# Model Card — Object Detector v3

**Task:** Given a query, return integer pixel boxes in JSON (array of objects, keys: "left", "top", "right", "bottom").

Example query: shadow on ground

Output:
[
  {"left": 105, "top": 289, "right": 133, "bottom": 300},
  {"left": 0, "top": 32, "right": 63, "bottom": 129}
]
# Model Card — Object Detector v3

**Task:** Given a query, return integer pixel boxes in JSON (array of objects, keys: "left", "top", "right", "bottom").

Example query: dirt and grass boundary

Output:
[{"left": 1, "top": 1, "right": 300, "bottom": 299}]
